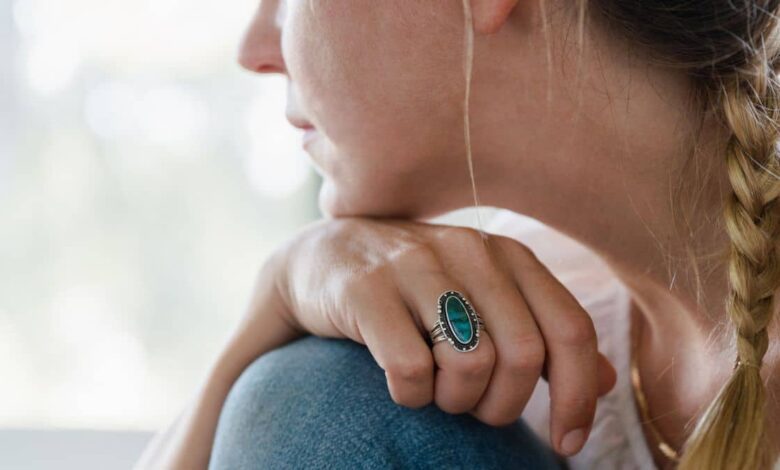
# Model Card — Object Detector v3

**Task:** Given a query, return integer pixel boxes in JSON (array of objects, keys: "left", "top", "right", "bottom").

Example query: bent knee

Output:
[
  {"left": 227, "top": 335, "right": 388, "bottom": 410},
  {"left": 210, "top": 336, "right": 398, "bottom": 468},
  {"left": 210, "top": 336, "right": 564, "bottom": 469}
]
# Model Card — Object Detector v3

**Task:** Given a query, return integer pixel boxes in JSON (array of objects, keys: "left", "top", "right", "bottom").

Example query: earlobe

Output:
[{"left": 470, "top": 0, "right": 520, "bottom": 34}]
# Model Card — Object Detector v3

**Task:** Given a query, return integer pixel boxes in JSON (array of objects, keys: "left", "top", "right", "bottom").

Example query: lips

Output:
[
  {"left": 301, "top": 127, "right": 318, "bottom": 149},
  {"left": 285, "top": 87, "right": 317, "bottom": 148},
  {"left": 286, "top": 113, "right": 315, "bottom": 131},
  {"left": 285, "top": 112, "right": 319, "bottom": 150},
  {"left": 285, "top": 88, "right": 314, "bottom": 130}
]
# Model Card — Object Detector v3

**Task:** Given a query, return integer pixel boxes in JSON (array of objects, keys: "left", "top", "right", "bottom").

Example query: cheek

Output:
[
  {"left": 283, "top": 1, "right": 473, "bottom": 218},
  {"left": 284, "top": 1, "right": 464, "bottom": 172}
]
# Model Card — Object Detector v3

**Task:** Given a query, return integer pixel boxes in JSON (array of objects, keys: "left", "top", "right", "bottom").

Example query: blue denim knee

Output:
[{"left": 210, "top": 335, "right": 565, "bottom": 470}]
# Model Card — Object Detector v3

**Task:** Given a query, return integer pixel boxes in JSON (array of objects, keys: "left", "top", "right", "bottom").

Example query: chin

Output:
[
  {"left": 317, "top": 179, "right": 454, "bottom": 220},
  {"left": 317, "top": 181, "right": 391, "bottom": 218}
]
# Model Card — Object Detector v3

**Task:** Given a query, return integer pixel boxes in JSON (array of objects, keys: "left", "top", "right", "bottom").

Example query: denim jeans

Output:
[{"left": 210, "top": 335, "right": 566, "bottom": 469}]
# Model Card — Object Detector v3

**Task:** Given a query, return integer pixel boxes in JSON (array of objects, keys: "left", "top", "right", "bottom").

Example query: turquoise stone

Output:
[{"left": 445, "top": 295, "right": 474, "bottom": 343}]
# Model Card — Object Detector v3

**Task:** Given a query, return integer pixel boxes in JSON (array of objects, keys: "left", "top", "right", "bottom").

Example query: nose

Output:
[{"left": 238, "top": 0, "right": 286, "bottom": 74}]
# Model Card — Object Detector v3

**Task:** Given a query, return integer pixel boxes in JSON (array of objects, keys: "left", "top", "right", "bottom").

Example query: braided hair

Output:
[{"left": 581, "top": 2, "right": 780, "bottom": 468}]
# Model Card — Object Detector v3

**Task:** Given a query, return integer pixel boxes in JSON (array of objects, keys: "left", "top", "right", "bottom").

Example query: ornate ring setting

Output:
[{"left": 428, "top": 290, "right": 485, "bottom": 352}]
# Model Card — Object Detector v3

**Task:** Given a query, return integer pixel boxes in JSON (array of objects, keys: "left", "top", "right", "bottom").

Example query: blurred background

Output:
[
  {"left": 0, "top": 0, "right": 321, "bottom": 467},
  {"left": 0, "top": 0, "right": 488, "bottom": 468}
]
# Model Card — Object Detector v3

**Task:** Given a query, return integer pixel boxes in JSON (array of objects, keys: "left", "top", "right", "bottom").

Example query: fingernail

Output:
[{"left": 560, "top": 427, "right": 587, "bottom": 455}]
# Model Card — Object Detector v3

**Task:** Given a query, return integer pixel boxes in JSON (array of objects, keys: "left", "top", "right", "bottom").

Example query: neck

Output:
[
  {"left": 469, "top": 17, "right": 780, "bottom": 451},
  {"left": 474, "top": 30, "right": 738, "bottom": 361},
  {"left": 484, "top": 81, "right": 780, "bottom": 459},
  {"left": 464, "top": 3, "right": 780, "bottom": 456}
]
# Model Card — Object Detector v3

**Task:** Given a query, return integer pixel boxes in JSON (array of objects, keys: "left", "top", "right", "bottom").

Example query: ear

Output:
[{"left": 470, "top": 0, "right": 520, "bottom": 35}]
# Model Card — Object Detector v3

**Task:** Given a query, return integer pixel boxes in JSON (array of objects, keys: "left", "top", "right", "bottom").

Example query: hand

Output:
[
  {"left": 136, "top": 215, "right": 617, "bottom": 468},
  {"left": 269, "top": 216, "right": 617, "bottom": 456}
]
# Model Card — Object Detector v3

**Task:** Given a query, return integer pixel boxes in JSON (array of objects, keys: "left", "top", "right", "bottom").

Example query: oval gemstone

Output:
[{"left": 445, "top": 295, "right": 474, "bottom": 344}]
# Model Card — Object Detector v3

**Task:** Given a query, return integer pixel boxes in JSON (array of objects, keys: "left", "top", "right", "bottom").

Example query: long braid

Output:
[
  {"left": 569, "top": 0, "right": 780, "bottom": 466},
  {"left": 678, "top": 48, "right": 780, "bottom": 470}
]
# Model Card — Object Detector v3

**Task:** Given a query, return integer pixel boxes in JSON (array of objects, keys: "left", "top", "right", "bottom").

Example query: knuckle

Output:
[
  {"left": 555, "top": 393, "right": 596, "bottom": 418},
  {"left": 493, "top": 234, "right": 537, "bottom": 261},
  {"left": 436, "top": 227, "right": 500, "bottom": 273},
  {"left": 468, "top": 245, "right": 496, "bottom": 274},
  {"left": 555, "top": 315, "right": 597, "bottom": 347},
  {"left": 435, "top": 226, "right": 484, "bottom": 249},
  {"left": 455, "top": 348, "right": 495, "bottom": 379},
  {"left": 385, "top": 355, "right": 434, "bottom": 383},
  {"left": 501, "top": 337, "right": 546, "bottom": 373},
  {"left": 389, "top": 241, "right": 439, "bottom": 271}
]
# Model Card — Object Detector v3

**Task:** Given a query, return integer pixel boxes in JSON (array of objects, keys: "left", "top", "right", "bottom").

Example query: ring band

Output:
[{"left": 428, "top": 290, "right": 485, "bottom": 352}]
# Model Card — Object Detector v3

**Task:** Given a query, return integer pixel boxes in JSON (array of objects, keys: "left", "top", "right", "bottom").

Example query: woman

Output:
[{"left": 136, "top": 0, "right": 780, "bottom": 469}]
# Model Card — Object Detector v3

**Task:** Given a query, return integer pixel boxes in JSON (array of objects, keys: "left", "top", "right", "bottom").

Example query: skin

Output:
[
  {"left": 136, "top": 0, "right": 780, "bottom": 468},
  {"left": 242, "top": 0, "right": 780, "bottom": 466}
]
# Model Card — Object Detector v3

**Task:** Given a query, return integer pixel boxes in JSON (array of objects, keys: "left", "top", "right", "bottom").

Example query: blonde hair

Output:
[
  {"left": 586, "top": 5, "right": 780, "bottom": 469},
  {"left": 678, "top": 47, "right": 780, "bottom": 470},
  {"left": 460, "top": 0, "right": 780, "bottom": 468}
]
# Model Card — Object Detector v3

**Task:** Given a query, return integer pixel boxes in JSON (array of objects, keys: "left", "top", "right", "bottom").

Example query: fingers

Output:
[
  {"left": 466, "top": 287, "right": 547, "bottom": 426},
  {"left": 391, "top": 245, "right": 496, "bottom": 415},
  {"left": 496, "top": 236, "right": 602, "bottom": 456},
  {"left": 541, "top": 351, "right": 617, "bottom": 397},
  {"left": 424, "top": 230, "right": 547, "bottom": 427},
  {"left": 364, "top": 223, "right": 612, "bottom": 459},
  {"left": 432, "top": 322, "right": 496, "bottom": 415},
  {"left": 597, "top": 353, "right": 617, "bottom": 395},
  {"left": 349, "top": 280, "right": 435, "bottom": 408}
]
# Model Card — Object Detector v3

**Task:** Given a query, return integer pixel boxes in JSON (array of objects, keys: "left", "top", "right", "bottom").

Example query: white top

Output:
[
  {"left": 485, "top": 209, "right": 780, "bottom": 470},
  {"left": 484, "top": 209, "right": 659, "bottom": 470}
]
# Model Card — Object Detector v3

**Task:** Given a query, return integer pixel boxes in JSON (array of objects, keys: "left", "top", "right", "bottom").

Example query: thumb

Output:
[{"left": 596, "top": 352, "right": 617, "bottom": 396}]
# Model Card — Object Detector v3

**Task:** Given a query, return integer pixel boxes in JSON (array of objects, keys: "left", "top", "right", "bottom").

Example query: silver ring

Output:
[{"left": 428, "top": 290, "right": 485, "bottom": 352}]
